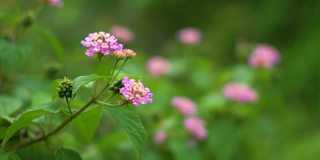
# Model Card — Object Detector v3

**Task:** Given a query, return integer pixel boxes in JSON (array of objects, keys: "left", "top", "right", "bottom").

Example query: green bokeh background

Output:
[{"left": 1, "top": 0, "right": 320, "bottom": 159}]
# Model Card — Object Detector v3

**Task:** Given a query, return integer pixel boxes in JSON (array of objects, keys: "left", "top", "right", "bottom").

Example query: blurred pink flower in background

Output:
[
  {"left": 249, "top": 44, "right": 280, "bottom": 69},
  {"left": 223, "top": 83, "right": 258, "bottom": 103},
  {"left": 172, "top": 96, "right": 197, "bottom": 116},
  {"left": 147, "top": 56, "right": 171, "bottom": 77},
  {"left": 177, "top": 27, "right": 201, "bottom": 45},
  {"left": 110, "top": 25, "right": 134, "bottom": 43},
  {"left": 184, "top": 117, "right": 207, "bottom": 140},
  {"left": 154, "top": 131, "right": 167, "bottom": 144},
  {"left": 47, "top": 0, "right": 63, "bottom": 7}
]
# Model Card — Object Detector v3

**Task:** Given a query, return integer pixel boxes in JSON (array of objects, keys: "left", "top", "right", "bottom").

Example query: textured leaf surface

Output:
[{"left": 106, "top": 107, "right": 147, "bottom": 159}]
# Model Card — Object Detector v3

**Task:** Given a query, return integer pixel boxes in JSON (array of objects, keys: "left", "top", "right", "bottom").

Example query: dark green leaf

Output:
[
  {"left": 33, "top": 25, "right": 64, "bottom": 62},
  {"left": 72, "top": 106, "right": 103, "bottom": 142},
  {"left": 0, "top": 96, "right": 23, "bottom": 116},
  {"left": 1, "top": 106, "right": 58, "bottom": 147},
  {"left": 106, "top": 107, "right": 147, "bottom": 159},
  {"left": 55, "top": 148, "right": 82, "bottom": 160}
]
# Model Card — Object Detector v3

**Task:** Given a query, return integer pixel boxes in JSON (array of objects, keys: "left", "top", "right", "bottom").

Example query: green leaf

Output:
[
  {"left": 0, "top": 150, "right": 21, "bottom": 160},
  {"left": 1, "top": 106, "right": 58, "bottom": 147},
  {"left": 0, "top": 38, "right": 31, "bottom": 73},
  {"left": 72, "top": 74, "right": 108, "bottom": 95},
  {"left": 33, "top": 25, "right": 64, "bottom": 62},
  {"left": 55, "top": 148, "right": 82, "bottom": 160},
  {"left": 72, "top": 106, "right": 103, "bottom": 142},
  {"left": 113, "top": 70, "right": 142, "bottom": 81},
  {"left": 0, "top": 96, "right": 23, "bottom": 116},
  {"left": 106, "top": 107, "right": 147, "bottom": 159},
  {"left": 0, "top": 127, "right": 7, "bottom": 139}
]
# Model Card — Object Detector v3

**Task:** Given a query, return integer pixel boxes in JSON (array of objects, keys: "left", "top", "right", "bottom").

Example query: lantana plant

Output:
[{"left": 0, "top": 31, "right": 152, "bottom": 159}]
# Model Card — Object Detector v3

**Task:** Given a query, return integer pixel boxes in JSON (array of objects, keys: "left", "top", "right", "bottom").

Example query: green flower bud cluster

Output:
[
  {"left": 21, "top": 11, "right": 35, "bottom": 28},
  {"left": 109, "top": 79, "right": 124, "bottom": 93},
  {"left": 58, "top": 77, "right": 73, "bottom": 99}
]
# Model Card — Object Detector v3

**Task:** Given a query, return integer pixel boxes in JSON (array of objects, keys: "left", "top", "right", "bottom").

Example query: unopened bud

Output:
[
  {"left": 58, "top": 77, "right": 73, "bottom": 99},
  {"left": 112, "top": 51, "right": 127, "bottom": 59},
  {"left": 123, "top": 49, "right": 136, "bottom": 59}
]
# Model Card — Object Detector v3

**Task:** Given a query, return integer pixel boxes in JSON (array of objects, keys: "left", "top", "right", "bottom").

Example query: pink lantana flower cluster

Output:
[
  {"left": 147, "top": 56, "right": 171, "bottom": 77},
  {"left": 110, "top": 25, "right": 134, "bottom": 43},
  {"left": 171, "top": 96, "right": 196, "bottom": 116},
  {"left": 249, "top": 44, "right": 280, "bottom": 69},
  {"left": 184, "top": 117, "right": 207, "bottom": 140},
  {"left": 47, "top": 0, "right": 63, "bottom": 7},
  {"left": 119, "top": 77, "right": 153, "bottom": 106},
  {"left": 153, "top": 131, "right": 168, "bottom": 144},
  {"left": 177, "top": 27, "right": 202, "bottom": 45},
  {"left": 171, "top": 96, "right": 207, "bottom": 140},
  {"left": 223, "top": 82, "right": 258, "bottom": 103},
  {"left": 81, "top": 32, "right": 123, "bottom": 56}
]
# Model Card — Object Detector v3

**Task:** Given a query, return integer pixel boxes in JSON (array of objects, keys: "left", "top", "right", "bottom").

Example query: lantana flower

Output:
[
  {"left": 223, "top": 82, "right": 258, "bottom": 103},
  {"left": 177, "top": 27, "right": 201, "bottom": 45},
  {"left": 110, "top": 25, "right": 134, "bottom": 43},
  {"left": 147, "top": 56, "right": 171, "bottom": 77},
  {"left": 249, "top": 44, "right": 280, "bottom": 69},
  {"left": 112, "top": 49, "right": 136, "bottom": 59},
  {"left": 153, "top": 131, "right": 167, "bottom": 144},
  {"left": 171, "top": 96, "right": 196, "bottom": 116},
  {"left": 47, "top": 0, "right": 63, "bottom": 7},
  {"left": 81, "top": 31, "right": 123, "bottom": 56},
  {"left": 184, "top": 117, "right": 207, "bottom": 140},
  {"left": 119, "top": 77, "right": 153, "bottom": 106}
]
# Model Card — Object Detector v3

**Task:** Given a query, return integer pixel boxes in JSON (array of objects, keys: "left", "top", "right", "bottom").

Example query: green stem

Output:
[
  {"left": 109, "top": 59, "right": 128, "bottom": 84},
  {"left": 4, "top": 98, "right": 95, "bottom": 152},
  {"left": 93, "top": 57, "right": 103, "bottom": 97},
  {"left": 65, "top": 97, "right": 72, "bottom": 116},
  {"left": 110, "top": 59, "right": 119, "bottom": 78}
]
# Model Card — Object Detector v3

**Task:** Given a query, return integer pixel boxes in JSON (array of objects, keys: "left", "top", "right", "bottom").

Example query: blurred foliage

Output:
[{"left": 1, "top": 0, "right": 320, "bottom": 159}]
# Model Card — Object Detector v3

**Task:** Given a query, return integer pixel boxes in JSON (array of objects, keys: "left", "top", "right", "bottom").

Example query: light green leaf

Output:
[
  {"left": 1, "top": 106, "right": 58, "bottom": 147},
  {"left": 106, "top": 107, "right": 147, "bottom": 159},
  {"left": 55, "top": 148, "right": 82, "bottom": 160},
  {"left": 113, "top": 70, "right": 142, "bottom": 81},
  {"left": 0, "top": 150, "right": 21, "bottom": 160},
  {"left": 0, "top": 96, "right": 23, "bottom": 116},
  {"left": 72, "top": 106, "right": 103, "bottom": 142},
  {"left": 33, "top": 25, "right": 64, "bottom": 62},
  {"left": 72, "top": 74, "right": 109, "bottom": 95}
]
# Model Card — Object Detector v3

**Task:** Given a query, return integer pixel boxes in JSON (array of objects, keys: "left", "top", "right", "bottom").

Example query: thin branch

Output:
[{"left": 4, "top": 98, "right": 95, "bottom": 152}]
